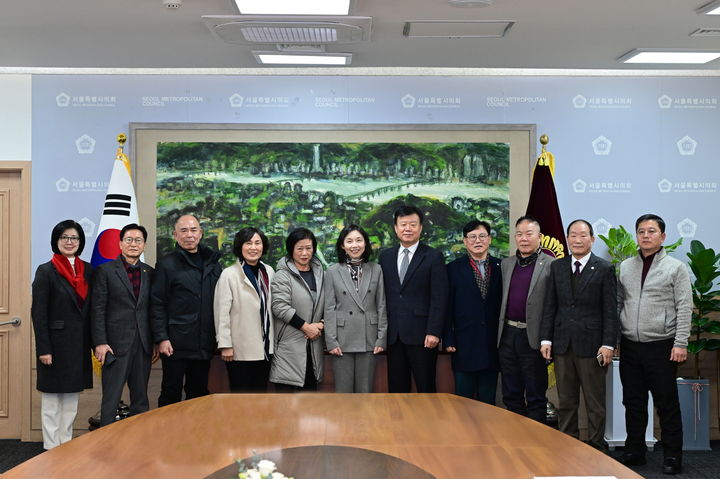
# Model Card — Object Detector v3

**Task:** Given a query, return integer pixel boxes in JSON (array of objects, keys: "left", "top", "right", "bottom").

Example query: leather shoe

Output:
[
  {"left": 617, "top": 452, "right": 647, "bottom": 466},
  {"left": 662, "top": 457, "right": 682, "bottom": 475}
]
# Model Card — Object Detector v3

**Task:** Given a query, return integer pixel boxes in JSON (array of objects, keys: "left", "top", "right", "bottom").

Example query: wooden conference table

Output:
[{"left": 6, "top": 393, "right": 642, "bottom": 479}]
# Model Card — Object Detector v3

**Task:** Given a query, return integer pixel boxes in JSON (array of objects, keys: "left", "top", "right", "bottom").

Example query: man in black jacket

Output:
[{"left": 151, "top": 215, "right": 221, "bottom": 407}]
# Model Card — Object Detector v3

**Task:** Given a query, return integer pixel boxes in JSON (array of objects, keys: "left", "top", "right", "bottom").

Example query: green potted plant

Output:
[
  {"left": 599, "top": 225, "right": 683, "bottom": 270},
  {"left": 685, "top": 240, "right": 720, "bottom": 374},
  {"left": 676, "top": 240, "right": 720, "bottom": 450}
]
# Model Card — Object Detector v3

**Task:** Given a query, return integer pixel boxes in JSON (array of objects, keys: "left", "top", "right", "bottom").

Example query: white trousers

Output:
[{"left": 40, "top": 392, "right": 79, "bottom": 450}]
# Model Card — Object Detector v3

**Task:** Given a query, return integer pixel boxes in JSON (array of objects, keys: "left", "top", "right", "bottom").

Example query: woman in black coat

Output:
[{"left": 31, "top": 219, "right": 93, "bottom": 449}]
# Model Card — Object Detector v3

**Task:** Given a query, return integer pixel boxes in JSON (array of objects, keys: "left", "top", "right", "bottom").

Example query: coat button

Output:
[
  {"left": 349, "top": 311, "right": 353, "bottom": 315},
  {"left": 343, "top": 291, "right": 347, "bottom": 295}
]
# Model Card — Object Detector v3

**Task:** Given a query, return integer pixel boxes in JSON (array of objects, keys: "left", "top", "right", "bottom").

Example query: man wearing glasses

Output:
[
  {"left": 616, "top": 214, "right": 692, "bottom": 475},
  {"left": 91, "top": 223, "right": 157, "bottom": 426},
  {"left": 443, "top": 220, "right": 503, "bottom": 404}
]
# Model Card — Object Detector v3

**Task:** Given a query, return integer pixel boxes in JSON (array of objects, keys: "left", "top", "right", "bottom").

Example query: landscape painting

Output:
[{"left": 156, "top": 141, "right": 510, "bottom": 267}]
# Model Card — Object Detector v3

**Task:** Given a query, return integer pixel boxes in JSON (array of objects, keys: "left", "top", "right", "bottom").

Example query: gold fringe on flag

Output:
[
  {"left": 547, "top": 361, "right": 556, "bottom": 389},
  {"left": 91, "top": 351, "right": 102, "bottom": 378}
]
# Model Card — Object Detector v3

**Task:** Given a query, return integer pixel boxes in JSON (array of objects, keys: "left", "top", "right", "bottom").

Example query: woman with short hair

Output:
[
  {"left": 32, "top": 219, "right": 93, "bottom": 449},
  {"left": 214, "top": 227, "right": 274, "bottom": 392},
  {"left": 324, "top": 224, "right": 387, "bottom": 392},
  {"left": 270, "top": 227, "right": 325, "bottom": 391}
]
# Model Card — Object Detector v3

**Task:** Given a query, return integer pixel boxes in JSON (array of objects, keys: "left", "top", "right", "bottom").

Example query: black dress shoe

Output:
[
  {"left": 617, "top": 452, "right": 647, "bottom": 466},
  {"left": 662, "top": 457, "right": 682, "bottom": 475}
]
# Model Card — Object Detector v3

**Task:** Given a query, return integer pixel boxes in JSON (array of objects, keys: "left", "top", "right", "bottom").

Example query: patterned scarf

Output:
[
  {"left": 243, "top": 262, "right": 272, "bottom": 361},
  {"left": 51, "top": 253, "right": 88, "bottom": 307},
  {"left": 469, "top": 255, "right": 491, "bottom": 299},
  {"left": 345, "top": 256, "right": 363, "bottom": 292}
]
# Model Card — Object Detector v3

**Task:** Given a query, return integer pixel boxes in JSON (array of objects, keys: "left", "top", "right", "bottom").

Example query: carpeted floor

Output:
[
  {"left": 1, "top": 439, "right": 719, "bottom": 476},
  {"left": 608, "top": 441, "right": 720, "bottom": 478},
  {"left": 0, "top": 439, "right": 46, "bottom": 473}
]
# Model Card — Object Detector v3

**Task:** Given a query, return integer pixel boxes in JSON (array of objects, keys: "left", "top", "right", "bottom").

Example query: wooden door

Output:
[{"left": 0, "top": 164, "right": 31, "bottom": 439}]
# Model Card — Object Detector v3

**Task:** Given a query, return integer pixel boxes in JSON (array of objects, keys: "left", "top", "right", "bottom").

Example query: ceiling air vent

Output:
[
  {"left": 202, "top": 15, "right": 372, "bottom": 45},
  {"left": 690, "top": 28, "right": 720, "bottom": 37}
]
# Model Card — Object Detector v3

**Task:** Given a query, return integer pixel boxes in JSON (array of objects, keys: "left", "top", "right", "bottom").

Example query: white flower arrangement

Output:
[{"left": 236, "top": 454, "right": 294, "bottom": 479}]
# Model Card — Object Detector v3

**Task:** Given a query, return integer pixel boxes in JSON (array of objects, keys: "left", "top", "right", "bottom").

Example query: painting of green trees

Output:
[{"left": 156, "top": 141, "right": 510, "bottom": 267}]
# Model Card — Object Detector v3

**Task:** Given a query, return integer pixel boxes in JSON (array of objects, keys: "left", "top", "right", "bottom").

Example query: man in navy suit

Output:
[
  {"left": 92, "top": 223, "right": 156, "bottom": 426},
  {"left": 443, "top": 220, "right": 502, "bottom": 404},
  {"left": 379, "top": 205, "right": 448, "bottom": 393},
  {"left": 540, "top": 219, "right": 618, "bottom": 451}
]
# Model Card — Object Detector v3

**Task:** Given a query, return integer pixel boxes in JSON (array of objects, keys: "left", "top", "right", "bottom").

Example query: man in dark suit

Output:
[
  {"left": 92, "top": 223, "right": 156, "bottom": 427},
  {"left": 443, "top": 219, "right": 502, "bottom": 404},
  {"left": 540, "top": 219, "right": 618, "bottom": 451},
  {"left": 497, "top": 215, "right": 554, "bottom": 423},
  {"left": 379, "top": 205, "right": 448, "bottom": 393}
]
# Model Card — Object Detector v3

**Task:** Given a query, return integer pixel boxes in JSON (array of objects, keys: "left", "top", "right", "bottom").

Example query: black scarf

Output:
[{"left": 516, "top": 247, "right": 541, "bottom": 267}]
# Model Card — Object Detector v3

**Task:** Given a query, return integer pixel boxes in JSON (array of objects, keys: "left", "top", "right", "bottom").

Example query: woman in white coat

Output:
[
  {"left": 214, "top": 227, "right": 274, "bottom": 392},
  {"left": 324, "top": 224, "right": 387, "bottom": 393}
]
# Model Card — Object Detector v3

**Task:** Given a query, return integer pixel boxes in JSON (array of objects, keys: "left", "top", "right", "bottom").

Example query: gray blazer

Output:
[
  {"left": 323, "top": 262, "right": 388, "bottom": 353},
  {"left": 91, "top": 257, "right": 154, "bottom": 356},
  {"left": 497, "top": 252, "right": 555, "bottom": 349}
]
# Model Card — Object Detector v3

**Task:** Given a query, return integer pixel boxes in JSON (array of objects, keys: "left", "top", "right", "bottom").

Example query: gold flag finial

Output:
[
  {"left": 535, "top": 134, "right": 555, "bottom": 177},
  {"left": 116, "top": 134, "right": 131, "bottom": 176},
  {"left": 540, "top": 134, "right": 549, "bottom": 153}
]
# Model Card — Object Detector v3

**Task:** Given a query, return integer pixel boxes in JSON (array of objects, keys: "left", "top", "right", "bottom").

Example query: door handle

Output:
[{"left": 0, "top": 317, "right": 21, "bottom": 327}]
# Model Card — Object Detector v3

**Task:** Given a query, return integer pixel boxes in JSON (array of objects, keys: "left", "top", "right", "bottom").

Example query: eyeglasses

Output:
[
  {"left": 123, "top": 237, "right": 145, "bottom": 244},
  {"left": 59, "top": 235, "right": 80, "bottom": 243},
  {"left": 466, "top": 234, "right": 490, "bottom": 241}
]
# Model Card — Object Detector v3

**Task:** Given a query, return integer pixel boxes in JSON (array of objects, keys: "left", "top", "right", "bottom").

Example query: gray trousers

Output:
[
  {"left": 100, "top": 332, "right": 151, "bottom": 426},
  {"left": 332, "top": 352, "right": 375, "bottom": 393}
]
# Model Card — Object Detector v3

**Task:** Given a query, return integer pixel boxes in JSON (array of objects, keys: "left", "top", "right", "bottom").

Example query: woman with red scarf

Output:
[{"left": 32, "top": 219, "right": 93, "bottom": 449}]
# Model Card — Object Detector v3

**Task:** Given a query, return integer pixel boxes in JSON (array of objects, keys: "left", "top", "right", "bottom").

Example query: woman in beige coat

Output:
[{"left": 214, "top": 227, "right": 274, "bottom": 392}]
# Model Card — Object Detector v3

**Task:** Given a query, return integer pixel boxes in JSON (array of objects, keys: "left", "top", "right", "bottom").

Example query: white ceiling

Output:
[{"left": 1, "top": 0, "right": 719, "bottom": 70}]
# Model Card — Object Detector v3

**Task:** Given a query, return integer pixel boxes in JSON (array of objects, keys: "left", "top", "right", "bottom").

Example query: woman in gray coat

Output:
[
  {"left": 270, "top": 228, "right": 325, "bottom": 391},
  {"left": 324, "top": 225, "right": 387, "bottom": 393}
]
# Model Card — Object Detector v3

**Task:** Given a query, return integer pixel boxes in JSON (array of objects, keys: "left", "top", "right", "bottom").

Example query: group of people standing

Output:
[{"left": 32, "top": 207, "right": 690, "bottom": 475}]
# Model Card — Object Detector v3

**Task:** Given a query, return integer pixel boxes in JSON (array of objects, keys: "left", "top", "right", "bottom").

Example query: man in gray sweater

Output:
[{"left": 616, "top": 214, "right": 692, "bottom": 475}]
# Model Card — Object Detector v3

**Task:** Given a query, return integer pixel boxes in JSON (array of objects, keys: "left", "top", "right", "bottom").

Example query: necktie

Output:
[
  {"left": 574, "top": 260, "right": 582, "bottom": 276},
  {"left": 399, "top": 248, "right": 410, "bottom": 283},
  {"left": 476, "top": 260, "right": 487, "bottom": 279}
]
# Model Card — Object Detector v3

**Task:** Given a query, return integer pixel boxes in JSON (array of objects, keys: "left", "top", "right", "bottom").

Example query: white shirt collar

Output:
[
  {"left": 570, "top": 252, "right": 591, "bottom": 272},
  {"left": 401, "top": 242, "right": 420, "bottom": 255}
]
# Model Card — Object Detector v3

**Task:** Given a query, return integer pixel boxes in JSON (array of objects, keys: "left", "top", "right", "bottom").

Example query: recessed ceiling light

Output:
[
  {"left": 448, "top": 0, "right": 492, "bottom": 7},
  {"left": 253, "top": 51, "right": 352, "bottom": 65},
  {"left": 698, "top": 0, "right": 720, "bottom": 15},
  {"left": 619, "top": 49, "right": 720, "bottom": 64},
  {"left": 234, "top": 0, "right": 351, "bottom": 15}
]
